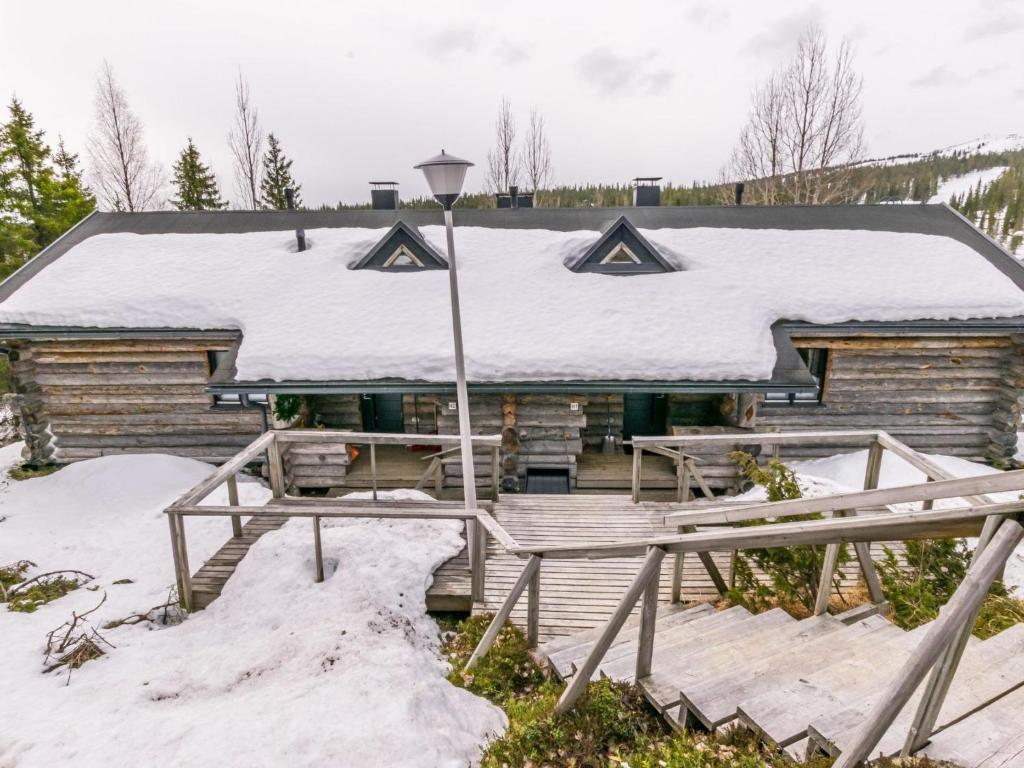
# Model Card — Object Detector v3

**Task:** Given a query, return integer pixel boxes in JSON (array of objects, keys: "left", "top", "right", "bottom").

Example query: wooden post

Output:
[
  {"left": 471, "top": 516, "right": 487, "bottom": 605},
  {"left": 834, "top": 518, "right": 1024, "bottom": 768},
  {"left": 227, "top": 473, "right": 242, "bottom": 538},
  {"left": 167, "top": 513, "right": 187, "bottom": 609},
  {"left": 464, "top": 555, "right": 541, "bottom": 671},
  {"left": 631, "top": 446, "right": 643, "bottom": 504},
  {"left": 683, "top": 524, "right": 729, "bottom": 596},
  {"left": 169, "top": 512, "right": 192, "bottom": 611},
  {"left": 814, "top": 520, "right": 845, "bottom": 616},
  {"left": 313, "top": 515, "right": 324, "bottom": 583},
  {"left": 527, "top": 560, "right": 541, "bottom": 649},
  {"left": 556, "top": 546, "right": 666, "bottom": 714},
  {"left": 266, "top": 435, "right": 286, "bottom": 498},
  {"left": 491, "top": 445, "right": 500, "bottom": 502},
  {"left": 677, "top": 451, "right": 691, "bottom": 503},
  {"left": 902, "top": 513, "right": 1014, "bottom": 753},
  {"left": 370, "top": 442, "right": 378, "bottom": 501},
  {"left": 864, "top": 439, "right": 884, "bottom": 491},
  {"left": 635, "top": 547, "right": 662, "bottom": 680},
  {"left": 671, "top": 526, "right": 685, "bottom": 604}
]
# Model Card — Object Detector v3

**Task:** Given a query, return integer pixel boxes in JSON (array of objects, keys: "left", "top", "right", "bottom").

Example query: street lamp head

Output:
[{"left": 414, "top": 150, "right": 473, "bottom": 210}]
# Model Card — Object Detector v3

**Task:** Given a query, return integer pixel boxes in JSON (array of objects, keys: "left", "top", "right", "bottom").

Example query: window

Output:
[
  {"left": 600, "top": 243, "right": 642, "bottom": 265},
  {"left": 764, "top": 348, "right": 829, "bottom": 405},
  {"left": 382, "top": 244, "right": 425, "bottom": 268},
  {"left": 207, "top": 350, "right": 267, "bottom": 406}
]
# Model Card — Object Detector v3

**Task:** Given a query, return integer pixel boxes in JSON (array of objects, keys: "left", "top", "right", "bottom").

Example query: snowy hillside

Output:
[{"left": 856, "top": 133, "right": 1024, "bottom": 168}]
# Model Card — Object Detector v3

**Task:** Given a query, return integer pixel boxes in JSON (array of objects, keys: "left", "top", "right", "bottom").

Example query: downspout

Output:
[{"left": 239, "top": 393, "right": 269, "bottom": 433}]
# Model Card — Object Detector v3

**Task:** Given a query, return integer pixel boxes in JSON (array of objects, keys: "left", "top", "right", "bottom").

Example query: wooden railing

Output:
[
  {"left": 275, "top": 429, "right": 503, "bottom": 501},
  {"left": 468, "top": 429, "right": 1024, "bottom": 762},
  {"left": 165, "top": 429, "right": 507, "bottom": 612}
]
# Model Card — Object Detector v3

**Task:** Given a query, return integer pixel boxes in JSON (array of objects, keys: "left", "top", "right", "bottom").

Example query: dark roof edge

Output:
[
  {"left": 0, "top": 326, "right": 241, "bottom": 341},
  {"left": 941, "top": 203, "right": 1024, "bottom": 291},
  {"left": 783, "top": 317, "right": 1024, "bottom": 334},
  {"left": 0, "top": 209, "right": 99, "bottom": 303},
  {"left": 206, "top": 379, "right": 819, "bottom": 396}
]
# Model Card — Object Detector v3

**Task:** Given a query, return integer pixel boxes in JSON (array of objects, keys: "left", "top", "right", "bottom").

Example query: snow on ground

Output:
[
  {"left": 1, "top": 226, "right": 1023, "bottom": 384},
  {"left": 855, "top": 133, "right": 1024, "bottom": 168},
  {"left": 743, "top": 448, "right": 1024, "bottom": 594},
  {"left": 0, "top": 447, "right": 504, "bottom": 767},
  {"left": 928, "top": 165, "right": 1008, "bottom": 204}
]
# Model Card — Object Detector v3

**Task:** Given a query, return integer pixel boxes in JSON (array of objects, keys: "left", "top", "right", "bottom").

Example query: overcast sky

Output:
[{"left": 2, "top": 0, "right": 1022, "bottom": 207}]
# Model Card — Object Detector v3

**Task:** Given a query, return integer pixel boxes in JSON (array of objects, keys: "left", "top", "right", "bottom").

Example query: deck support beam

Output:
[
  {"left": 313, "top": 515, "right": 324, "bottom": 583},
  {"left": 635, "top": 547, "right": 662, "bottom": 680},
  {"left": 227, "top": 473, "right": 242, "bottom": 538}
]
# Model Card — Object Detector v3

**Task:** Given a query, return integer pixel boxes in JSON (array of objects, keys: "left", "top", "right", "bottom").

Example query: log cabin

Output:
[{"left": 1, "top": 183, "right": 1023, "bottom": 495}]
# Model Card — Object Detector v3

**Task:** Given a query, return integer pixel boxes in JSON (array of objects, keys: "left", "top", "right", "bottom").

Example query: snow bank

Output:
[
  {"left": 0, "top": 451, "right": 503, "bottom": 767},
  {"left": 776, "top": 449, "right": 1024, "bottom": 593},
  {"left": 1, "top": 225, "right": 1023, "bottom": 383}
]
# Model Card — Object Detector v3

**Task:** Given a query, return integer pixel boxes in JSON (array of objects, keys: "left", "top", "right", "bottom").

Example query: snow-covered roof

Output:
[{"left": 1, "top": 206, "right": 1023, "bottom": 385}]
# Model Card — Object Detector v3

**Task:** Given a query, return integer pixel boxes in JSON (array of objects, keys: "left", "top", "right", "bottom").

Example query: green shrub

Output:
[
  {"left": 0, "top": 560, "right": 32, "bottom": 599},
  {"left": 443, "top": 614, "right": 545, "bottom": 704},
  {"left": 878, "top": 538, "right": 1024, "bottom": 638},
  {"left": 272, "top": 394, "right": 302, "bottom": 423},
  {"left": 483, "top": 678, "right": 663, "bottom": 768},
  {"left": 9, "top": 463, "right": 59, "bottom": 481},
  {"left": 728, "top": 452, "right": 849, "bottom": 615}
]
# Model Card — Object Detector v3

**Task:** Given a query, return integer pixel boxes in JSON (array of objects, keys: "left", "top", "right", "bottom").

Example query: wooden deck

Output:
[
  {"left": 433, "top": 494, "right": 886, "bottom": 638},
  {"left": 188, "top": 491, "right": 891, "bottom": 623}
]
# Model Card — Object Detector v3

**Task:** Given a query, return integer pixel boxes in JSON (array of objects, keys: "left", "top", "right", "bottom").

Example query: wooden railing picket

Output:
[
  {"left": 527, "top": 561, "right": 541, "bottom": 649},
  {"left": 313, "top": 515, "right": 324, "bottom": 583},
  {"left": 227, "top": 473, "right": 242, "bottom": 538},
  {"left": 635, "top": 547, "right": 663, "bottom": 680}
]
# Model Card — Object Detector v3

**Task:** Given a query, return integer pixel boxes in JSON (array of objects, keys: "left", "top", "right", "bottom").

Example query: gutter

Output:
[{"left": 239, "top": 393, "right": 269, "bottom": 433}]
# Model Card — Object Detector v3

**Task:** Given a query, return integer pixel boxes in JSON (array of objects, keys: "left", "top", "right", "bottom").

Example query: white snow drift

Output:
[
  {"left": 1, "top": 225, "right": 1022, "bottom": 383},
  {"left": 0, "top": 448, "right": 504, "bottom": 767}
]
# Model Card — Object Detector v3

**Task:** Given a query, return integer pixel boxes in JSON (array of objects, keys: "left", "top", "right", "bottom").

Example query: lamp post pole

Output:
[
  {"left": 441, "top": 206, "right": 478, "bottom": 515},
  {"left": 415, "top": 150, "right": 480, "bottom": 591}
]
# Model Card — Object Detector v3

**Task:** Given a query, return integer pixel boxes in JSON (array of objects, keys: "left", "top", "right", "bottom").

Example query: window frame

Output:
[{"left": 762, "top": 347, "right": 830, "bottom": 407}]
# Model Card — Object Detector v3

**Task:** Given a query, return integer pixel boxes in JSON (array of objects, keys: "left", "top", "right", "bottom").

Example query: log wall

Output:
[
  {"left": 12, "top": 338, "right": 263, "bottom": 464},
  {"left": 758, "top": 336, "right": 1021, "bottom": 464}
]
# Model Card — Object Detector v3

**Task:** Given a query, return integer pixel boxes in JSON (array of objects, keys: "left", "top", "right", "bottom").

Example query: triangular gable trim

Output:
[
  {"left": 351, "top": 221, "right": 448, "bottom": 271},
  {"left": 569, "top": 216, "right": 677, "bottom": 274}
]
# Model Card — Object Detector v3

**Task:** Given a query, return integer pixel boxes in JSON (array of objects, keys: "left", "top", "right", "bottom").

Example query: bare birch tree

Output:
[
  {"left": 87, "top": 62, "right": 163, "bottom": 212},
  {"left": 485, "top": 97, "right": 520, "bottom": 193},
  {"left": 522, "top": 108, "right": 552, "bottom": 195},
  {"left": 730, "top": 24, "right": 864, "bottom": 204},
  {"left": 227, "top": 74, "right": 264, "bottom": 210}
]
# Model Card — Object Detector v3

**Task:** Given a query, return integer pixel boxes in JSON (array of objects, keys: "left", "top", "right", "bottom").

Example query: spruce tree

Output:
[
  {"left": 170, "top": 138, "right": 226, "bottom": 211},
  {"left": 260, "top": 133, "right": 301, "bottom": 209},
  {"left": 0, "top": 98, "right": 94, "bottom": 277},
  {"left": 0, "top": 97, "right": 55, "bottom": 249},
  {"left": 48, "top": 137, "right": 96, "bottom": 237}
]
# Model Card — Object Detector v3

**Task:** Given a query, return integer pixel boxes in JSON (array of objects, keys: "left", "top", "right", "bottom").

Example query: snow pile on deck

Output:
[
  {"left": 1, "top": 225, "right": 1023, "bottom": 383},
  {"left": 0, "top": 448, "right": 504, "bottom": 767}
]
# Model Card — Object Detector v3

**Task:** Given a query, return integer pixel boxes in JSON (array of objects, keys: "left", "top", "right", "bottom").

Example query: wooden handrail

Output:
[
  {"left": 511, "top": 499, "right": 1024, "bottom": 560},
  {"left": 273, "top": 429, "right": 502, "bottom": 447},
  {"left": 630, "top": 429, "right": 880, "bottom": 449},
  {"left": 663, "top": 468, "right": 1024, "bottom": 526}
]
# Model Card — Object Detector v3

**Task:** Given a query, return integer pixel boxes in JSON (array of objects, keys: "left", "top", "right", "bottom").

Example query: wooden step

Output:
[
  {"left": 679, "top": 614, "right": 891, "bottom": 731},
  {"left": 920, "top": 684, "right": 1024, "bottom": 766},
  {"left": 734, "top": 623, "right": 932, "bottom": 751},
  {"left": 637, "top": 608, "right": 798, "bottom": 712},
  {"left": 597, "top": 606, "right": 754, "bottom": 683},
  {"left": 545, "top": 603, "right": 715, "bottom": 680},
  {"left": 810, "top": 623, "right": 1024, "bottom": 758}
]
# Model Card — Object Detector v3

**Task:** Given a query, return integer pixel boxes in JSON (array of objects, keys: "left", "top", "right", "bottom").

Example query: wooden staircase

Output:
[{"left": 535, "top": 605, "right": 1024, "bottom": 765}]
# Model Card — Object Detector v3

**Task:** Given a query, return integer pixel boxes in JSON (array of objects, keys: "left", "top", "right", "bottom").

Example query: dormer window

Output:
[
  {"left": 568, "top": 216, "right": 677, "bottom": 275},
  {"left": 352, "top": 221, "right": 448, "bottom": 271}
]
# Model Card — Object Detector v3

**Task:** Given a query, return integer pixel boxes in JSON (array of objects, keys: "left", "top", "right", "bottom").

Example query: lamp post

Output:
[{"left": 414, "top": 150, "right": 478, "bottom": 522}]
